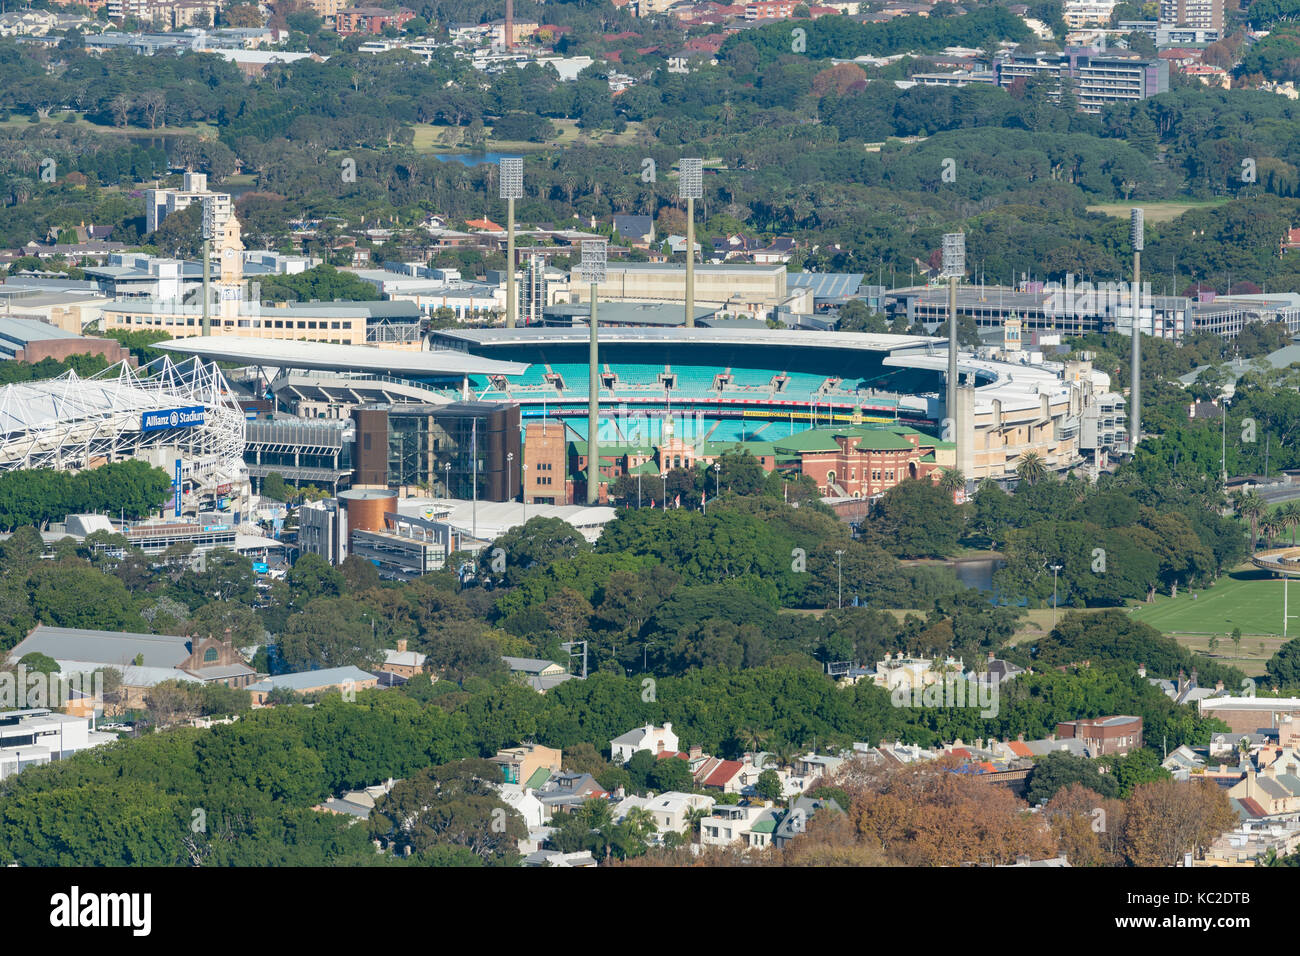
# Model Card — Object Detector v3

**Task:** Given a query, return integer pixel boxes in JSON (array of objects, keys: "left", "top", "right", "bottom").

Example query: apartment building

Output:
[
  {"left": 145, "top": 171, "right": 232, "bottom": 235},
  {"left": 1159, "top": 0, "right": 1223, "bottom": 31},
  {"left": 995, "top": 50, "right": 1168, "bottom": 114}
]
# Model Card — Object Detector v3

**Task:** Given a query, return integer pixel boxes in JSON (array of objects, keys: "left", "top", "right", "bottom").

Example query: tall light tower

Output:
[
  {"left": 1130, "top": 207, "right": 1144, "bottom": 455},
  {"left": 201, "top": 197, "right": 214, "bottom": 337},
  {"left": 680, "top": 158, "right": 702, "bottom": 328},
  {"left": 499, "top": 157, "right": 523, "bottom": 329},
  {"left": 942, "top": 232, "right": 965, "bottom": 464},
  {"left": 581, "top": 239, "right": 606, "bottom": 505}
]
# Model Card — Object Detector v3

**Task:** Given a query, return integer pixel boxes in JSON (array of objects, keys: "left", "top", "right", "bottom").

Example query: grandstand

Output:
[{"left": 0, "top": 355, "right": 246, "bottom": 495}]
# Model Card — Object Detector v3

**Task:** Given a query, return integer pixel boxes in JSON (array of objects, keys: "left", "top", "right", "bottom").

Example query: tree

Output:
[
  {"left": 868, "top": 479, "right": 962, "bottom": 558},
  {"left": 1267, "top": 638, "right": 1300, "bottom": 688},
  {"left": 369, "top": 759, "right": 525, "bottom": 865},
  {"left": 1121, "top": 778, "right": 1236, "bottom": 866},
  {"left": 756, "top": 768, "right": 783, "bottom": 802},
  {"left": 277, "top": 597, "right": 386, "bottom": 672},
  {"left": 1015, "top": 451, "right": 1049, "bottom": 486}
]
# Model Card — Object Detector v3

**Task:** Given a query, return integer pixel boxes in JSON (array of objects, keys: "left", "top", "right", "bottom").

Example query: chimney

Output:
[
  {"left": 1137, "top": 663, "right": 1146, "bottom": 678},
  {"left": 663, "top": 721, "right": 672, "bottom": 734},
  {"left": 689, "top": 744, "right": 702, "bottom": 760},
  {"left": 1215, "top": 679, "right": 1224, "bottom": 692},
  {"left": 396, "top": 638, "right": 407, "bottom": 654},
  {"left": 988, "top": 650, "right": 995, "bottom": 662}
]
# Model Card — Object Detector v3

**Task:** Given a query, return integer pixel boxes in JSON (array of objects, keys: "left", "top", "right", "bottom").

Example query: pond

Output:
[{"left": 432, "top": 152, "right": 523, "bottom": 167}]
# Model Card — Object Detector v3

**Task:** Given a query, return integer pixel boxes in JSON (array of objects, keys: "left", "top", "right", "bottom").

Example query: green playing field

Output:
[{"left": 1130, "top": 567, "right": 1293, "bottom": 638}]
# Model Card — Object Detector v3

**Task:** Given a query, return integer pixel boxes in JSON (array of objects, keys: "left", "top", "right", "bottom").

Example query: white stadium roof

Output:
[
  {"left": 435, "top": 326, "right": 940, "bottom": 352},
  {"left": 157, "top": 336, "right": 529, "bottom": 376}
]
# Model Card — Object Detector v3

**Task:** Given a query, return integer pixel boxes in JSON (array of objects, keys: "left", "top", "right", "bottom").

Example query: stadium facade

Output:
[{"left": 0, "top": 356, "right": 247, "bottom": 507}]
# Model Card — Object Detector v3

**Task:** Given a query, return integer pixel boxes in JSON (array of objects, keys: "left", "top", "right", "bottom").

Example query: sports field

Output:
[
  {"left": 1086, "top": 199, "right": 1229, "bottom": 223},
  {"left": 1132, "top": 567, "right": 1290, "bottom": 637}
]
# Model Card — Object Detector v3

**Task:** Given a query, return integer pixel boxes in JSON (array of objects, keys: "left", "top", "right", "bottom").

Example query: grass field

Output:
[
  {"left": 412, "top": 118, "right": 646, "bottom": 153},
  {"left": 0, "top": 114, "right": 215, "bottom": 139},
  {"left": 1086, "top": 199, "right": 1229, "bottom": 223}
]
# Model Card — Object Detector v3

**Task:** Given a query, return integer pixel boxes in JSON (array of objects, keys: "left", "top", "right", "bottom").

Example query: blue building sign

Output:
[
  {"left": 142, "top": 406, "right": 206, "bottom": 432},
  {"left": 173, "top": 459, "right": 182, "bottom": 517}
]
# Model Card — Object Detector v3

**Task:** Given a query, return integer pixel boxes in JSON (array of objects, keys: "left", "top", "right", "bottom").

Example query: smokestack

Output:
[
  {"left": 1130, "top": 208, "right": 1143, "bottom": 455},
  {"left": 505, "top": 0, "right": 514, "bottom": 49},
  {"left": 942, "top": 232, "right": 965, "bottom": 468}
]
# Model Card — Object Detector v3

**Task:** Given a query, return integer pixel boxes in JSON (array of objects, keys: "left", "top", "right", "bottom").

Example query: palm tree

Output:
[
  {"left": 1237, "top": 492, "right": 1266, "bottom": 550},
  {"left": 736, "top": 725, "right": 769, "bottom": 753},
  {"left": 938, "top": 468, "right": 965, "bottom": 495},
  {"left": 1016, "top": 451, "right": 1048, "bottom": 486},
  {"left": 1284, "top": 501, "right": 1300, "bottom": 545},
  {"left": 682, "top": 806, "right": 711, "bottom": 844},
  {"left": 1262, "top": 514, "right": 1285, "bottom": 549}
]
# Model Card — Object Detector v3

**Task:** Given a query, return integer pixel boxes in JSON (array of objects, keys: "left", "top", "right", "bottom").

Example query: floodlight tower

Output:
[
  {"left": 581, "top": 239, "right": 607, "bottom": 505},
  {"left": 942, "top": 232, "right": 965, "bottom": 462},
  {"left": 201, "top": 198, "right": 214, "bottom": 337},
  {"left": 1130, "top": 207, "right": 1144, "bottom": 455},
  {"left": 499, "top": 157, "right": 523, "bottom": 329},
  {"left": 680, "top": 158, "right": 703, "bottom": 328}
]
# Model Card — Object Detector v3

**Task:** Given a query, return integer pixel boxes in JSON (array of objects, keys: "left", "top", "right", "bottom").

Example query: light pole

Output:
[
  {"left": 507, "top": 451, "right": 515, "bottom": 502},
  {"left": 581, "top": 239, "right": 606, "bottom": 506},
  {"left": 835, "top": 549, "right": 844, "bottom": 609},
  {"left": 201, "top": 198, "right": 214, "bottom": 337},
  {"left": 713, "top": 461, "right": 721, "bottom": 499},
  {"left": 521, "top": 462, "right": 527, "bottom": 524},
  {"left": 680, "top": 158, "right": 702, "bottom": 328},
  {"left": 942, "top": 232, "right": 965, "bottom": 474},
  {"left": 1130, "top": 207, "right": 1144, "bottom": 455},
  {"left": 442, "top": 460, "right": 450, "bottom": 498},
  {"left": 1050, "top": 564, "right": 1063, "bottom": 631},
  {"left": 637, "top": 469, "right": 642, "bottom": 508},
  {"left": 499, "top": 157, "right": 523, "bottom": 329}
]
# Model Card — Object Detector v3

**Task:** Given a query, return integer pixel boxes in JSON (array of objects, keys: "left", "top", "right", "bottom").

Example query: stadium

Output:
[
  {"left": 161, "top": 324, "right": 1123, "bottom": 503},
  {"left": 0, "top": 355, "right": 247, "bottom": 503}
]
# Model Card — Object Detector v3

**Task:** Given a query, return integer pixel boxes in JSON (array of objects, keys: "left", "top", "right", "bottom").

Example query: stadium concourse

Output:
[{"left": 0, "top": 355, "right": 248, "bottom": 509}]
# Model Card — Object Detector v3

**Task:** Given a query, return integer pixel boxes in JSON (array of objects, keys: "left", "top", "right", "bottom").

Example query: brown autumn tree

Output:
[
  {"left": 1121, "top": 779, "right": 1236, "bottom": 867},
  {"left": 1044, "top": 783, "right": 1125, "bottom": 867},
  {"left": 811, "top": 63, "right": 868, "bottom": 98}
]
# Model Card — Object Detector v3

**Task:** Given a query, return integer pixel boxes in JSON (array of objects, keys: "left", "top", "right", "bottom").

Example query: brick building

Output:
[
  {"left": 1056, "top": 715, "right": 1143, "bottom": 756},
  {"left": 333, "top": 6, "right": 414, "bottom": 34}
]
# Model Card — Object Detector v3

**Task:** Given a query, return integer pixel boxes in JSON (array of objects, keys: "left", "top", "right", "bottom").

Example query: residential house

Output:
[
  {"left": 523, "top": 849, "right": 598, "bottom": 866},
  {"left": 611, "top": 790, "right": 715, "bottom": 837},
  {"left": 1228, "top": 761, "right": 1300, "bottom": 817},
  {"left": 611, "top": 722, "right": 680, "bottom": 763},
  {"left": 502, "top": 656, "right": 573, "bottom": 693},
  {"left": 314, "top": 778, "right": 397, "bottom": 822},
  {"left": 612, "top": 214, "right": 655, "bottom": 247},
  {"left": 699, "top": 803, "right": 780, "bottom": 848},
  {"left": 491, "top": 743, "right": 562, "bottom": 790},
  {"left": 772, "top": 795, "right": 844, "bottom": 850},
  {"left": 535, "top": 772, "right": 608, "bottom": 817}
]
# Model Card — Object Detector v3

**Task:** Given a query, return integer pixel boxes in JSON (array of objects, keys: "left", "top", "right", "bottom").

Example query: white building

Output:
[
  {"left": 610, "top": 722, "right": 680, "bottom": 764},
  {"left": 0, "top": 708, "right": 115, "bottom": 780},
  {"left": 145, "top": 171, "right": 232, "bottom": 235},
  {"left": 612, "top": 791, "right": 715, "bottom": 836}
]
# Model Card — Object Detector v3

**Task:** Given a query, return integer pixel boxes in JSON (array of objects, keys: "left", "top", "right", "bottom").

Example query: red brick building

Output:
[
  {"left": 1056, "top": 715, "right": 1143, "bottom": 757},
  {"left": 333, "top": 5, "right": 414, "bottom": 34},
  {"left": 788, "top": 427, "right": 946, "bottom": 498}
]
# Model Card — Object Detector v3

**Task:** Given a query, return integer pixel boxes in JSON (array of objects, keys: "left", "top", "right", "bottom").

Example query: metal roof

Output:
[
  {"left": 434, "top": 326, "right": 936, "bottom": 353},
  {"left": 157, "top": 336, "right": 529, "bottom": 376}
]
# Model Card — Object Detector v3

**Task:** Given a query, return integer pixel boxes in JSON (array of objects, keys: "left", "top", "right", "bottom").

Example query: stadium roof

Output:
[
  {"left": 157, "top": 336, "right": 529, "bottom": 376},
  {"left": 786, "top": 273, "right": 867, "bottom": 299},
  {"left": 434, "top": 326, "right": 939, "bottom": 353}
]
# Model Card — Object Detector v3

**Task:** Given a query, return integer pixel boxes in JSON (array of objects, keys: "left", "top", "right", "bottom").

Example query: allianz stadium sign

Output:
[{"left": 141, "top": 406, "right": 206, "bottom": 432}]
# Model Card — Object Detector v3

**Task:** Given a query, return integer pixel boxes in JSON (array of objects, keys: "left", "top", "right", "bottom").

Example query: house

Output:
[
  {"left": 314, "top": 778, "right": 397, "bottom": 822},
  {"left": 752, "top": 237, "right": 798, "bottom": 264},
  {"left": 524, "top": 849, "right": 598, "bottom": 866},
  {"left": 772, "top": 796, "right": 844, "bottom": 850},
  {"left": 498, "top": 785, "right": 547, "bottom": 829},
  {"left": 611, "top": 722, "right": 679, "bottom": 763},
  {"left": 535, "top": 772, "right": 608, "bottom": 817},
  {"left": 1227, "top": 761, "right": 1300, "bottom": 817},
  {"left": 377, "top": 638, "right": 426, "bottom": 679},
  {"left": 611, "top": 790, "right": 715, "bottom": 836},
  {"left": 699, "top": 803, "right": 780, "bottom": 848},
  {"left": 1056, "top": 715, "right": 1143, "bottom": 757},
  {"left": 502, "top": 657, "right": 573, "bottom": 693},
  {"left": 1200, "top": 696, "right": 1300, "bottom": 735},
  {"left": 491, "top": 743, "right": 562, "bottom": 790},
  {"left": 465, "top": 217, "right": 505, "bottom": 234},
  {"left": 246, "top": 666, "right": 378, "bottom": 706},
  {"left": 612, "top": 214, "right": 655, "bottom": 247},
  {"left": 694, "top": 756, "right": 765, "bottom": 793}
]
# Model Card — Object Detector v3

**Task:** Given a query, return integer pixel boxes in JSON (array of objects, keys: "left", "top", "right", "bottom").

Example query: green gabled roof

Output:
[
  {"left": 569, "top": 441, "right": 655, "bottom": 457},
  {"left": 920, "top": 452, "right": 937, "bottom": 463},
  {"left": 847, "top": 431, "right": 915, "bottom": 451},
  {"left": 750, "top": 819, "right": 778, "bottom": 833},
  {"left": 773, "top": 428, "right": 844, "bottom": 453},
  {"left": 525, "top": 766, "right": 552, "bottom": 789},
  {"left": 629, "top": 460, "right": 660, "bottom": 475}
]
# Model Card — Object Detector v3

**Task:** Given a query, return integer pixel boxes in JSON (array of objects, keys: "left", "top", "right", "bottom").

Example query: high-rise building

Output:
[
  {"left": 1159, "top": 0, "right": 1223, "bottom": 31},
  {"left": 144, "top": 171, "right": 231, "bottom": 235}
]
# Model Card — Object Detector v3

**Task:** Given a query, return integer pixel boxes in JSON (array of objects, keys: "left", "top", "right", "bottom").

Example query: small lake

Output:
[
  {"left": 432, "top": 152, "right": 523, "bottom": 167},
  {"left": 952, "top": 557, "right": 1003, "bottom": 592}
]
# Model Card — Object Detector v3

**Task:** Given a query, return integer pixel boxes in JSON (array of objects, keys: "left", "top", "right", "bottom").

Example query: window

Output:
[{"left": 203, "top": 647, "right": 219, "bottom": 663}]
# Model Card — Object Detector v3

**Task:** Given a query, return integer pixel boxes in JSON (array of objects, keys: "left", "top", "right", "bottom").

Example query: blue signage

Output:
[
  {"left": 252, "top": 562, "right": 269, "bottom": 574},
  {"left": 142, "top": 406, "right": 206, "bottom": 432},
  {"left": 173, "top": 459, "right": 182, "bottom": 518}
]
